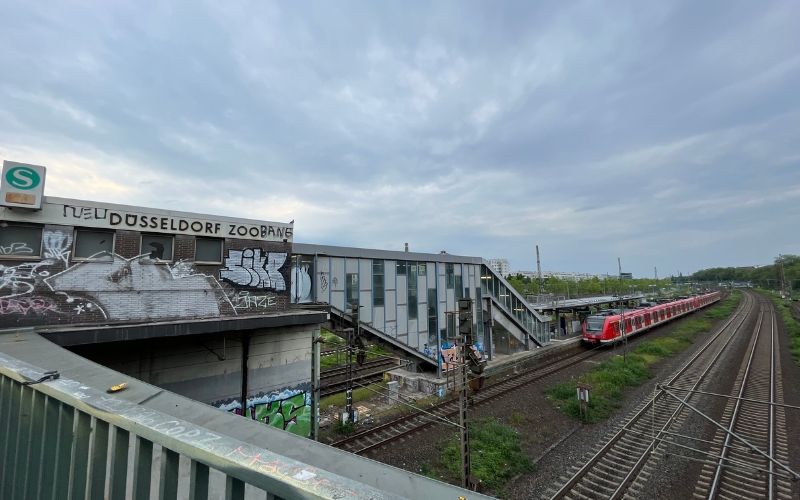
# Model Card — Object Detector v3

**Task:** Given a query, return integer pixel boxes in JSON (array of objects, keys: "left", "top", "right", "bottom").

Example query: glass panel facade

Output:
[
  {"left": 408, "top": 263, "right": 418, "bottom": 319},
  {"left": 455, "top": 274, "right": 463, "bottom": 300},
  {"left": 373, "top": 260, "right": 385, "bottom": 307},
  {"left": 74, "top": 230, "right": 113, "bottom": 259},
  {"left": 445, "top": 263, "right": 454, "bottom": 289},
  {"left": 346, "top": 273, "right": 359, "bottom": 312},
  {"left": 396, "top": 261, "right": 407, "bottom": 275},
  {"left": 427, "top": 288, "right": 437, "bottom": 342},
  {"left": 0, "top": 225, "right": 42, "bottom": 258}
]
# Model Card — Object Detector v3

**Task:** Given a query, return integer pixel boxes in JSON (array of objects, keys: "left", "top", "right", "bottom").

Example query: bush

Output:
[
  {"left": 635, "top": 341, "right": 673, "bottom": 357},
  {"left": 441, "top": 418, "right": 535, "bottom": 492}
]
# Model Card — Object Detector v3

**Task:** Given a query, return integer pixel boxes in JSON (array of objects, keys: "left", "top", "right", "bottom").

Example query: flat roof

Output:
[
  {"left": 293, "top": 242, "right": 484, "bottom": 265},
  {"left": 36, "top": 309, "right": 328, "bottom": 346}
]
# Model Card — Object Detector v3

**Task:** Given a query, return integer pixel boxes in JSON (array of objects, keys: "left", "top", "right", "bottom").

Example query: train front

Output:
[{"left": 583, "top": 314, "right": 609, "bottom": 344}]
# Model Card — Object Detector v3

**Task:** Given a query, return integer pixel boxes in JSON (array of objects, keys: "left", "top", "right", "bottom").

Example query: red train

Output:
[{"left": 582, "top": 291, "right": 721, "bottom": 345}]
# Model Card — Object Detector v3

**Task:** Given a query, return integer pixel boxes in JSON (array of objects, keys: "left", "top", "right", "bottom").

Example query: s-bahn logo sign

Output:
[{"left": 0, "top": 160, "right": 47, "bottom": 210}]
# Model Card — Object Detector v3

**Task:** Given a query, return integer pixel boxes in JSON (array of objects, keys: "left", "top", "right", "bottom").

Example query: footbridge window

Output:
[
  {"left": 408, "top": 263, "right": 418, "bottom": 319},
  {"left": 373, "top": 260, "right": 385, "bottom": 307},
  {"left": 346, "top": 273, "right": 359, "bottom": 312}
]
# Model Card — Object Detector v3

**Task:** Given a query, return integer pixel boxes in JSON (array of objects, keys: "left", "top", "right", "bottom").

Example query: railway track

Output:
[
  {"left": 692, "top": 297, "right": 794, "bottom": 500},
  {"left": 549, "top": 291, "right": 799, "bottom": 500},
  {"left": 320, "top": 358, "right": 397, "bottom": 380},
  {"left": 319, "top": 358, "right": 399, "bottom": 398},
  {"left": 331, "top": 294, "right": 729, "bottom": 457},
  {"left": 332, "top": 343, "right": 608, "bottom": 455},
  {"left": 549, "top": 290, "right": 756, "bottom": 500}
]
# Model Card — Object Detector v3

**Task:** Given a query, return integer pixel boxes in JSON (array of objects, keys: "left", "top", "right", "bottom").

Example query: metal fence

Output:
[{"left": 0, "top": 351, "right": 404, "bottom": 500}]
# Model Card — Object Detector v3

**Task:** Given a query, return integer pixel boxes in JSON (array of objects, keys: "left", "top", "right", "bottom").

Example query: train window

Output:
[{"left": 586, "top": 318, "right": 605, "bottom": 332}]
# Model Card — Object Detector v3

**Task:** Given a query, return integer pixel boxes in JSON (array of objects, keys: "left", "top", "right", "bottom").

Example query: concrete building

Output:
[
  {"left": 512, "top": 270, "right": 609, "bottom": 281},
  {"left": 0, "top": 192, "right": 325, "bottom": 438},
  {"left": 488, "top": 258, "right": 511, "bottom": 277},
  {"left": 291, "top": 244, "right": 552, "bottom": 373}
]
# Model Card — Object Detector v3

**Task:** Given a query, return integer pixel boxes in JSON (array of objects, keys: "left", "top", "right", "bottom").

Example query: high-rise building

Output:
[{"left": 488, "top": 258, "right": 511, "bottom": 277}]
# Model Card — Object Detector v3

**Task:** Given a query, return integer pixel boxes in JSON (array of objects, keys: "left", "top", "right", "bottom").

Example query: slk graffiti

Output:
[{"left": 220, "top": 249, "right": 287, "bottom": 291}]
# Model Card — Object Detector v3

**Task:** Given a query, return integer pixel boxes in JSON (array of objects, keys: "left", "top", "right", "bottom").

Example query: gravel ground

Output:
[{"left": 358, "top": 306, "right": 742, "bottom": 499}]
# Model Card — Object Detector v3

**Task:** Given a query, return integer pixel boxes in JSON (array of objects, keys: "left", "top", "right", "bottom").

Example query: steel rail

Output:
[
  {"left": 770, "top": 308, "right": 776, "bottom": 500},
  {"left": 706, "top": 303, "right": 765, "bottom": 498},
  {"left": 335, "top": 294, "right": 725, "bottom": 456},
  {"left": 658, "top": 388, "right": 799, "bottom": 480},
  {"left": 550, "top": 290, "right": 754, "bottom": 500},
  {"left": 333, "top": 345, "right": 607, "bottom": 452}
]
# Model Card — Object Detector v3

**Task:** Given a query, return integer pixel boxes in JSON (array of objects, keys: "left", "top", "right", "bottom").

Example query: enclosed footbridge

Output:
[{"left": 291, "top": 244, "right": 552, "bottom": 372}]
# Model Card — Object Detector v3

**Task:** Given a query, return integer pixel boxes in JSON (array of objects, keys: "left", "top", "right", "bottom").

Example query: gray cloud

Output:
[{"left": 1, "top": 0, "right": 799, "bottom": 278}]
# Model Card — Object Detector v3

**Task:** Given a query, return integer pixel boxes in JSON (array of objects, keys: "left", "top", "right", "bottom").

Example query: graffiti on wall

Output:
[
  {"left": 45, "top": 253, "right": 236, "bottom": 322},
  {"left": 233, "top": 290, "right": 277, "bottom": 310},
  {"left": 220, "top": 249, "right": 287, "bottom": 290},
  {"left": 291, "top": 264, "right": 313, "bottom": 303},
  {"left": 0, "top": 297, "right": 59, "bottom": 315},
  {"left": 440, "top": 343, "right": 484, "bottom": 371},
  {"left": 0, "top": 227, "right": 289, "bottom": 324},
  {"left": 0, "top": 242, "right": 35, "bottom": 255},
  {"left": 43, "top": 230, "right": 72, "bottom": 266},
  {"left": 216, "top": 387, "right": 311, "bottom": 437}
]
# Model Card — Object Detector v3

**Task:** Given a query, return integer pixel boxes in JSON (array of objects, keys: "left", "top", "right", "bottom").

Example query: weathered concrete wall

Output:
[{"left": 69, "top": 324, "right": 318, "bottom": 437}]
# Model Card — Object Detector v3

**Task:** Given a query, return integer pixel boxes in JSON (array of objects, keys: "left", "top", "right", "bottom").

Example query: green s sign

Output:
[{"left": 5, "top": 166, "right": 41, "bottom": 190}]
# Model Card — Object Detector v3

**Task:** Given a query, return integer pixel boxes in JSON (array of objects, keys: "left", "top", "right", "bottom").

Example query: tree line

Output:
[
  {"left": 691, "top": 254, "right": 800, "bottom": 291},
  {"left": 504, "top": 274, "right": 675, "bottom": 298}
]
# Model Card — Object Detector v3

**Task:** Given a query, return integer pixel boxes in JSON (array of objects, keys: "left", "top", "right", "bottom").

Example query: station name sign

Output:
[{"left": 1, "top": 201, "right": 293, "bottom": 242}]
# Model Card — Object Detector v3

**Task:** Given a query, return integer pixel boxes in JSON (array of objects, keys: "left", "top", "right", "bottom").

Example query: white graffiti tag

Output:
[
  {"left": 219, "top": 249, "right": 287, "bottom": 290},
  {"left": 0, "top": 262, "right": 50, "bottom": 298},
  {"left": 0, "top": 242, "right": 34, "bottom": 255},
  {"left": 43, "top": 230, "right": 72, "bottom": 266}
]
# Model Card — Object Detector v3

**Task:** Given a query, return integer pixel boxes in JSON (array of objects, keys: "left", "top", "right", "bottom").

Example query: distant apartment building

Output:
[
  {"left": 512, "top": 270, "right": 609, "bottom": 281},
  {"left": 488, "top": 258, "right": 511, "bottom": 277}
]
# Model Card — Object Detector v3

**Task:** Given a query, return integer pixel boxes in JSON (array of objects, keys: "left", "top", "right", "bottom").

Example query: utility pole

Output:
[
  {"left": 345, "top": 326, "right": 354, "bottom": 423},
  {"left": 536, "top": 245, "right": 544, "bottom": 295},
  {"left": 779, "top": 255, "right": 787, "bottom": 298},
  {"left": 457, "top": 298, "right": 476, "bottom": 490}
]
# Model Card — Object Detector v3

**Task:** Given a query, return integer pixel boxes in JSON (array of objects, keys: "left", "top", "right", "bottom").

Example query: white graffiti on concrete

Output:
[
  {"left": 220, "top": 249, "right": 286, "bottom": 290},
  {"left": 43, "top": 230, "right": 72, "bottom": 266}
]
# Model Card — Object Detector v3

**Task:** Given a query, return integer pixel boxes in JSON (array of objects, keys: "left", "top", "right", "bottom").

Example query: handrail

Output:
[{"left": 0, "top": 351, "right": 404, "bottom": 500}]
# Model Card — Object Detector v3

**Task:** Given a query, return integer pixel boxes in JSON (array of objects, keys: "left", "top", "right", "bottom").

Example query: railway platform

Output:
[{"left": 383, "top": 331, "right": 586, "bottom": 396}]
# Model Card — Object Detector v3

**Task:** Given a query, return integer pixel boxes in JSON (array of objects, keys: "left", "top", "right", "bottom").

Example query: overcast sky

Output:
[{"left": 1, "top": 1, "right": 798, "bottom": 277}]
